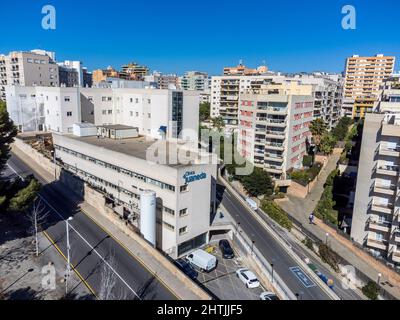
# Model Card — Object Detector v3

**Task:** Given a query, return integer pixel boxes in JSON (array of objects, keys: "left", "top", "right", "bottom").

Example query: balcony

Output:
[
  {"left": 265, "top": 130, "right": 286, "bottom": 139},
  {"left": 368, "top": 220, "right": 391, "bottom": 233},
  {"left": 366, "top": 238, "right": 388, "bottom": 250},
  {"left": 373, "top": 182, "right": 396, "bottom": 196},
  {"left": 394, "top": 232, "right": 400, "bottom": 243},
  {"left": 376, "top": 164, "right": 399, "bottom": 177},
  {"left": 371, "top": 200, "right": 394, "bottom": 214},
  {"left": 392, "top": 251, "right": 400, "bottom": 263},
  {"left": 264, "top": 165, "right": 283, "bottom": 174},
  {"left": 379, "top": 144, "right": 400, "bottom": 157},
  {"left": 264, "top": 154, "right": 284, "bottom": 162},
  {"left": 265, "top": 142, "right": 284, "bottom": 151}
]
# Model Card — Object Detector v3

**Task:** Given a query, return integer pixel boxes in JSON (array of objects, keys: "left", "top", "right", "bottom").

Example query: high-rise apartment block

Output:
[
  {"left": 351, "top": 113, "right": 400, "bottom": 265},
  {"left": 0, "top": 50, "right": 59, "bottom": 101},
  {"left": 237, "top": 82, "right": 314, "bottom": 186},
  {"left": 343, "top": 54, "right": 395, "bottom": 119},
  {"left": 180, "top": 71, "right": 210, "bottom": 91}
]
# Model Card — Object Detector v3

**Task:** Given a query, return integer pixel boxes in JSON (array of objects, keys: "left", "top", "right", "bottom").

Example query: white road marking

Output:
[
  {"left": 7, "top": 163, "right": 25, "bottom": 181},
  {"left": 7, "top": 162, "right": 141, "bottom": 300},
  {"left": 38, "top": 194, "right": 141, "bottom": 300}
]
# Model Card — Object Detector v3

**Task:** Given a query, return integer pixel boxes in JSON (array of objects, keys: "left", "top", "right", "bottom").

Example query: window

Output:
[
  {"left": 164, "top": 207, "right": 175, "bottom": 215},
  {"left": 180, "top": 185, "right": 188, "bottom": 192},
  {"left": 148, "top": 113, "right": 151, "bottom": 119},
  {"left": 102, "top": 97, "right": 107, "bottom": 102},
  {"left": 147, "top": 99, "right": 151, "bottom": 104},
  {"left": 108, "top": 110, "right": 112, "bottom": 114},
  {"left": 130, "top": 111, "right": 134, "bottom": 116},
  {"left": 67, "top": 112, "right": 72, "bottom": 117},
  {"left": 164, "top": 222, "right": 175, "bottom": 231},
  {"left": 102, "top": 110, "right": 106, "bottom": 115},
  {"left": 27, "top": 58, "right": 33, "bottom": 63},
  {"left": 130, "top": 98, "right": 133, "bottom": 103},
  {"left": 135, "top": 98, "right": 139, "bottom": 103},
  {"left": 179, "top": 226, "right": 188, "bottom": 235},
  {"left": 179, "top": 208, "right": 188, "bottom": 217},
  {"left": 136, "top": 112, "right": 139, "bottom": 117},
  {"left": 64, "top": 96, "right": 70, "bottom": 102},
  {"left": 107, "top": 97, "right": 112, "bottom": 101}
]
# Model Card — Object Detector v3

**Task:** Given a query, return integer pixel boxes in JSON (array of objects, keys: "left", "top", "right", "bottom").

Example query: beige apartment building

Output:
[
  {"left": 0, "top": 49, "right": 59, "bottom": 101},
  {"left": 343, "top": 54, "right": 395, "bottom": 119},
  {"left": 237, "top": 83, "right": 314, "bottom": 188},
  {"left": 351, "top": 112, "right": 400, "bottom": 265}
]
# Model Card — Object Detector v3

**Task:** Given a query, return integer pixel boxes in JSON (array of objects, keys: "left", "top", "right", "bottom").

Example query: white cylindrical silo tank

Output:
[{"left": 140, "top": 190, "right": 157, "bottom": 247}]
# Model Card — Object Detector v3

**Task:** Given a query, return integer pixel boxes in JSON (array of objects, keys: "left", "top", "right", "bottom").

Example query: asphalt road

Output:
[
  {"left": 7, "top": 153, "right": 176, "bottom": 300},
  {"left": 217, "top": 181, "right": 332, "bottom": 300}
]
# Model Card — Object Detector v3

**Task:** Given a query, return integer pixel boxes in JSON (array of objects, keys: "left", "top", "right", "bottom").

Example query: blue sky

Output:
[{"left": 2, "top": 0, "right": 399, "bottom": 75}]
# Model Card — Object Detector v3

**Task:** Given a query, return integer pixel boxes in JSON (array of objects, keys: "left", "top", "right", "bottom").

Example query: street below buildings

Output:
[{"left": 7, "top": 152, "right": 176, "bottom": 300}]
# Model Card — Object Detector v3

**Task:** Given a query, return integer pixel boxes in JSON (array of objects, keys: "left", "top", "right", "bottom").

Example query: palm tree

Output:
[{"left": 310, "top": 118, "right": 327, "bottom": 152}]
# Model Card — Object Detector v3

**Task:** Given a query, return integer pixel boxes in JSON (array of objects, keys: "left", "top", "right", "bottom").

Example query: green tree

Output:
[
  {"left": 0, "top": 100, "right": 18, "bottom": 173},
  {"left": 319, "top": 134, "right": 337, "bottom": 155},
  {"left": 261, "top": 199, "right": 292, "bottom": 231},
  {"left": 199, "top": 102, "right": 210, "bottom": 122},
  {"left": 362, "top": 281, "right": 380, "bottom": 300},
  {"left": 8, "top": 178, "right": 41, "bottom": 212},
  {"left": 332, "top": 116, "right": 353, "bottom": 141},
  {"left": 240, "top": 167, "right": 273, "bottom": 197},
  {"left": 211, "top": 116, "right": 225, "bottom": 132},
  {"left": 309, "top": 118, "right": 327, "bottom": 151}
]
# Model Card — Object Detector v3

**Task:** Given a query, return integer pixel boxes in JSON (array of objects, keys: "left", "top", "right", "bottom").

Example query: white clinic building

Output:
[
  {"left": 53, "top": 130, "right": 217, "bottom": 258},
  {"left": 6, "top": 86, "right": 200, "bottom": 141}
]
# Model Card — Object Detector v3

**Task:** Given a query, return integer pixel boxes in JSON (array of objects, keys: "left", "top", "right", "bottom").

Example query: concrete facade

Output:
[
  {"left": 0, "top": 50, "right": 59, "bottom": 101},
  {"left": 351, "top": 113, "right": 400, "bottom": 265},
  {"left": 237, "top": 87, "right": 314, "bottom": 183},
  {"left": 53, "top": 133, "right": 217, "bottom": 259}
]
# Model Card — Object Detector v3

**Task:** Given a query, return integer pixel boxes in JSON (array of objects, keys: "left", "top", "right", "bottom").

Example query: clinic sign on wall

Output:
[{"left": 183, "top": 171, "right": 207, "bottom": 184}]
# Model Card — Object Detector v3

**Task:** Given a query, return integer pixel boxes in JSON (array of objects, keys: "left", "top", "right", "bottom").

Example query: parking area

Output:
[{"left": 195, "top": 240, "right": 266, "bottom": 300}]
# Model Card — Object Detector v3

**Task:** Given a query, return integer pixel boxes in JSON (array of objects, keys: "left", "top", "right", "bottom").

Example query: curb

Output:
[{"left": 219, "top": 175, "right": 341, "bottom": 300}]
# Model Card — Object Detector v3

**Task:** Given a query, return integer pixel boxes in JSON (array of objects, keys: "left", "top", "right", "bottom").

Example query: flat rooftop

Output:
[
  {"left": 99, "top": 124, "right": 138, "bottom": 130},
  {"left": 59, "top": 134, "right": 211, "bottom": 168}
]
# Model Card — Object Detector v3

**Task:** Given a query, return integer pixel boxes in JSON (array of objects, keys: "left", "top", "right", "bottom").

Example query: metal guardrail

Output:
[{"left": 232, "top": 226, "right": 296, "bottom": 300}]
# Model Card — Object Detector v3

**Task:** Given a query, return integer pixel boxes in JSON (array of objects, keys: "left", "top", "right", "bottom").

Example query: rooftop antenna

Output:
[{"left": 239, "top": 59, "right": 243, "bottom": 66}]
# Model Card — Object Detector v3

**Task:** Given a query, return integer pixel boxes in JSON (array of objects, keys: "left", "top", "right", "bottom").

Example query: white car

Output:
[
  {"left": 260, "top": 291, "right": 280, "bottom": 300},
  {"left": 236, "top": 268, "right": 260, "bottom": 288}
]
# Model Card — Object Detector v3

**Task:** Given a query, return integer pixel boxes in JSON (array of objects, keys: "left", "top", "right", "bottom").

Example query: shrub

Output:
[
  {"left": 290, "top": 162, "right": 322, "bottom": 186},
  {"left": 362, "top": 281, "right": 380, "bottom": 300},
  {"left": 303, "top": 237, "right": 314, "bottom": 252},
  {"left": 302, "top": 155, "right": 313, "bottom": 168},
  {"left": 315, "top": 186, "right": 338, "bottom": 224},
  {"left": 261, "top": 199, "right": 292, "bottom": 231},
  {"left": 318, "top": 243, "right": 340, "bottom": 272}
]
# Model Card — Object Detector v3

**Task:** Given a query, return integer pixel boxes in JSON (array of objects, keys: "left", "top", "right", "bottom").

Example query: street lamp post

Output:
[
  {"left": 377, "top": 273, "right": 382, "bottom": 285},
  {"left": 325, "top": 232, "right": 329, "bottom": 245},
  {"left": 235, "top": 222, "right": 241, "bottom": 235},
  {"left": 307, "top": 178, "right": 311, "bottom": 194},
  {"left": 251, "top": 240, "right": 255, "bottom": 256},
  {"left": 65, "top": 217, "right": 73, "bottom": 295},
  {"left": 271, "top": 263, "right": 274, "bottom": 283}
]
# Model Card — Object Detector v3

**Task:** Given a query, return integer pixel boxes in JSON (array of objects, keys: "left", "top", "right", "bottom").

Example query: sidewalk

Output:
[{"left": 277, "top": 151, "right": 400, "bottom": 299}]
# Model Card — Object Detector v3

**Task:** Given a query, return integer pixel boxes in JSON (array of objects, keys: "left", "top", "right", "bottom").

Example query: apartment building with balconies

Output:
[
  {"left": 0, "top": 49, "right": 59, "bottom": 101},
  {"left": 210, "top": 75, "right": 282, "bottom": 125},
  {"left": 351, "top": 113, "right": 400, "bottom": 265},
  {"left": 237, "top": 85, "right": 313, "bottom": 187},
  {"left": 180, "top": 71, "right": 210, "bottom": 91},
  {"left": 343, "top": 54, "right": 395, "bottom": 119}
]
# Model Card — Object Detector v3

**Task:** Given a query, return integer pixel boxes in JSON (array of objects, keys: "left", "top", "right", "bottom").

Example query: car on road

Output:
[
  {"left": 174, "top": 258, "right": 198, "bottom": 280},
  {"left": 236, "top": 268, "right": 260, "bottom": 288},
  {"left": 260, "top": 291, "right": 280, "bottom": 300},
  {"left": 245, "top": 197, "right": 258, "bottom": 210},
  {"left": 219, "top": 239, "right": 235, "bottom": 259}
]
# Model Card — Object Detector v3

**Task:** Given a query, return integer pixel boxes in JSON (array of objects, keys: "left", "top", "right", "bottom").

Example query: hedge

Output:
[
  {"left": 362, "top": 281, "right": 379, "bottom": 300},
  {"left": 261, "top": 200, "right": 292, "bottom": 231},
  {"left": 318, "top": 243, "right": 340, "bottom": 272}
]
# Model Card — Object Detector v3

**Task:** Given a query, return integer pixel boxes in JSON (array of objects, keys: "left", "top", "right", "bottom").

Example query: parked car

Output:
[
  {"left": 246, "top": 197, "right": 258, "bottom": 210},
  {"left": 219, "top": 239, "right": 235, "bottom": 259},
  {"left": 260, "top": 291, "right": 280, "bottom": 300},
  {"left": 236, "top": 268, "right": 260, "bottom": 288},
  {"left": 186, "top": 249, "right": 217, "bottom": 272},
  {"left": 174, "top": 258, "right": 198, "bottom": 280}
]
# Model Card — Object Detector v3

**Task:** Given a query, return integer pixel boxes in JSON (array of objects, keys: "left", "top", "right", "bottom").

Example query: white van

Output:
[
  {"left": 246, "top": 197, "right": 258, "bottom": 210},
  {"left": 186, "top": 249, "right": 217, "bottom": 272}
]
